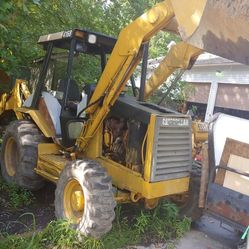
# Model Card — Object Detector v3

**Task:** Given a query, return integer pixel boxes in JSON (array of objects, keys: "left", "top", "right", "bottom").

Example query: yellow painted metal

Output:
[
  {"left": 143, "top": 114, "right": 156, "bottom": 182},
  {"left": 4, "top": 137, "right": 18, "bottom": 177},
  {"left": 38, "top": 143, "right": 61, "bottom": 155},
  {"left": 0, "top": 80, "right": 54, "bottom": 138},
  {"left": 76, "top": 0, "right": 175, "bottom": 151},
  {"left": 2, "top": 0, "right": 244, "bottom": 207},
  {"left": 114, "top": 191, "right": 131, "bottom": 203},
  {"left": 37, "top": 154, "right": 67, "bottom": 182},
  {"left": 97, "top": 156, "right": 189, "bottom": 199},
  {"left": 35, "top": 169, "right": 58, "bottom": 183},
  {"left": 35, "top": 143, "right": 68, "bottom": 182},
  {"left": 77, "top": 0, "right": 249, "bottom": 151},
  {"left": 192, "top": 121, "right": 208, "bottom": 159},
  {"left": 83, "top": 123, "right": 103, "bottom": 159},
  {"left": 15, "top": 108, "right": 55, "bottom": 138},
  {"left": 64, "top": 179, "right": 84, "bottom": 223},
  {"left": 170, "top": 0, "right": 207, "bottom": 39},
  {"left": 192, "top": 121, "right": 208, "bottom": 144},
  {"left": 0, "top": 79, "right": 30, "bottom": 119},
  {"left": 144, "top": 42, "right": 202, "bottom": 99}
]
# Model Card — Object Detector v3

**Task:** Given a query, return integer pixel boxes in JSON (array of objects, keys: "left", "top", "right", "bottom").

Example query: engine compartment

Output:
[{"left": 102, "top": 95, "right": 181, "bottom": 174}]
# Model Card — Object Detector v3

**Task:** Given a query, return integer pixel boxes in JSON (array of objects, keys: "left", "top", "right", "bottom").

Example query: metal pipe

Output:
[
  {"left": 158, "top": 70, "right": 185, "bottom": 105},
  {"left": 62, "top": 38, "right": 76, "bottom": 109},
  {"left": 199, "top": 142, "right": 209, "bottom": 208},
  {"left": 130, "top": 75, "right": 137, "bottom": 97},
  {"left": 100, "top": 51, "right": 106, "bottom": 72},
  {"left": 138, "top": 42, "right": 149, "bottom": 102},
  {"left": 31, "top": 42, "right": 53, "bottom": 109}
]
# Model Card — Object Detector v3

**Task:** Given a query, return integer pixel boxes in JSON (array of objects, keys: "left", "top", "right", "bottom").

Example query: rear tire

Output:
[
  {"left": 0, "top": 120, "right": 45, "bottom": 190},
  {"left": 55, "top": 160, "right": 116, "bottom": 239}
]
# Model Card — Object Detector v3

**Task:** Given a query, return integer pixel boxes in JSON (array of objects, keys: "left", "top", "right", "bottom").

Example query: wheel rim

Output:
[
  {"left": 4, "top": 137, "right": 19, "bottom": 177},
  {"left": 64, "top": 179, "right": 85, "bottom": 223}
]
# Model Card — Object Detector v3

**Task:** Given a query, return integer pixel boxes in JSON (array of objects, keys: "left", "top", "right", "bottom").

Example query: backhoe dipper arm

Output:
[
  {"left": 76, "top": 0, "right": 175, "bottom": 151},
  {"left": 144, "top": 41, "right": 202, "bottom": 99}
]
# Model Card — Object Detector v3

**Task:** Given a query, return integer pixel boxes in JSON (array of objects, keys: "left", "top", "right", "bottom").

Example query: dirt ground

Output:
[
  {"left": 0, "top": 183, "right": 56, "bottom": 235},
  {"left": 0, "top": 183, "right": 242, "bottom": 249}
]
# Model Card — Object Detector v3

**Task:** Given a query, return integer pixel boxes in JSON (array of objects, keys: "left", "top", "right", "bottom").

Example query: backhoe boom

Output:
[{"left": 77, "top": 0, "right": 175, "bottom": 151}]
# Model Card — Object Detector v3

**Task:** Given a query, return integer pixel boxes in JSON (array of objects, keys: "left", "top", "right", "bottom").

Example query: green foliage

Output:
[
  {"left": 135, "top": 211, "right": 151, "bottom": 234},
  {"left": 0, "top": 201, "right": 191, "bottom": 249},
  {"left": 149, "top": 76, "right": 196, "bottom": 111},
  {"left": 0, "top": 177, "right": 34, "bottom": 209},
  {"left": 0, "top": 0, "right": 177, "bottom": 82}
]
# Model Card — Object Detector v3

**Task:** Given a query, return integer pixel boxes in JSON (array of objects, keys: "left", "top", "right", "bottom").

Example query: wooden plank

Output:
[
  {"left": 199, "top": 142, "right": 209, "bottom": 208},
  {"left": 215, "top": 138, "right": 249, "bottom": 185}
]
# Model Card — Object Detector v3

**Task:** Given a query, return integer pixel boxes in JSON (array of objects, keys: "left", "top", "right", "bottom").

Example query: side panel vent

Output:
[{"left": 151, "top": 116, "right": 192, "bottom": 182}]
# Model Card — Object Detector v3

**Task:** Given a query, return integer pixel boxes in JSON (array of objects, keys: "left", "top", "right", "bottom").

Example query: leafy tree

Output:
[
  {"left": 1, "top": 0, "right": 178, "bottom": 78},
  {"left": 0, "top": 0, "right": 181, "bottom": 108}
]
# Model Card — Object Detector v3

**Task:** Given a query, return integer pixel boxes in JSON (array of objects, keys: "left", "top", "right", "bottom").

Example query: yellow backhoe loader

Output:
[{"left": 1, "top": 0, "right": 248, "bottom": 238}]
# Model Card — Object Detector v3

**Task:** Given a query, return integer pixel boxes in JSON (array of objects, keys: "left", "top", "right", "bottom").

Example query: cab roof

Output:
[{"left": 38, "top": 29, "right": 117, "bottom": 55}]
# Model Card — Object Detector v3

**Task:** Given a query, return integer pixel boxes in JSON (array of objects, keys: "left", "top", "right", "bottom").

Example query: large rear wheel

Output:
[
  {"left": 55, "top": 160, "right": 116, "bottom": 239},
  {"left": 0, "top": 120, "right": 45, "bottom": 190}
]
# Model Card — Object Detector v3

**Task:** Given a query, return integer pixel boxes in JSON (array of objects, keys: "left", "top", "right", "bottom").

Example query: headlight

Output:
[{"left": 88, "top": 34, "right": 97, "bottom": 44}]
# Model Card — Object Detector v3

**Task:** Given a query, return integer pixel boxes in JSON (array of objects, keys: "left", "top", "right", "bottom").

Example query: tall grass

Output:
[
  {"left": 0, "top": 177, "right": 34, "bottom": 209},
  {"left": 0, "top": 201, "right": 191, "bottom": 249}
]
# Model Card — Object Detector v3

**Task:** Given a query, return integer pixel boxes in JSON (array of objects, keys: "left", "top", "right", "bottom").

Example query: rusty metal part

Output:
[
  {"left": 206, "top": 182, "right": 249, "bottom": 231},
  {"left": 115, "top": 191, "right": 131, "bottom": 203},
  {"left": 103, "top": 117, "right": 127, "bottom": 164},
  {"left": 199, "top": 142, "right": 209, "bottom": 208},
  {"left": 144, "top": 198, "right": 159, "bottom": 209}
]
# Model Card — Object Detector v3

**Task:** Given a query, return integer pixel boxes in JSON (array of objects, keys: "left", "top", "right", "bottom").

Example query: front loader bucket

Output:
[{"left": 171, "top": 0, "right": 249, "bottom": 65}]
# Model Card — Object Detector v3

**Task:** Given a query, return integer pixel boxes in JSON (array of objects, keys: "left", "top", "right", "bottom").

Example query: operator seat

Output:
[{"left": 57, "top": 79, "right": 81, "bottom": 101}]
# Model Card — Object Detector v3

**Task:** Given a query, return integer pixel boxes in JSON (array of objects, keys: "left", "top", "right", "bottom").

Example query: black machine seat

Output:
[
  {"left": 57, "top": 79, "right": 81, "bottom": 115},
  {"left": 57, "top": 79, "right": 81, "bottom": 102}
]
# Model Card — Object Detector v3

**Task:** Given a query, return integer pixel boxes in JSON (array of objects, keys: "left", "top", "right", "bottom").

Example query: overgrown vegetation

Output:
[
  {"left": 0, "top": 201, "right": 191, "bottom": 249},
  {"left": 0, "top": 177, "right": 34, "bottom": 209},
  {"left": 0, "top": 0, "right": 177, "bottom": 80},
  {"left": 1, "top": 1, "right": 188, "bottom": 109}
]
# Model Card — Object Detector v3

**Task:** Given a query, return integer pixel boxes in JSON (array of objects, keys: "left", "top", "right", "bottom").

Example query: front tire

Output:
[
  {"left": 0, "top": 120, "right": 45, "bottom": 190},
  {"left": 55, "top": 160, "right": 116, "bottom": 239}
]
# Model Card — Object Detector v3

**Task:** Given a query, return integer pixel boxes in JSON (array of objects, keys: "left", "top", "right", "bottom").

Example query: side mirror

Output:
[{"left": 67, "top": 121, "right": 84, "bottom": 140}]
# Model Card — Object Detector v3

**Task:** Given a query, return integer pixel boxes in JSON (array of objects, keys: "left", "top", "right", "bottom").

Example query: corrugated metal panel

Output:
[{"left": 151, "top": 116, "right": 192, "bottom": 182}]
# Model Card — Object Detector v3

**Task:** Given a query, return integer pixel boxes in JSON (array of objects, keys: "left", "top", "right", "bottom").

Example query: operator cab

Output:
[{"left": 28, "top": 29, "right": 117, "bottom": 147}]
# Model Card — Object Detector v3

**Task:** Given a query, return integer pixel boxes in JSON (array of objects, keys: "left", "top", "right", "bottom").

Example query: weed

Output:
[
  {"left": 0, "top": 177, "right": 34, "bottom": 209},
  {"left": 40, "top": 219, "right": 83, "bottom": 248},
  {"left": 135, "top": 211, "right": 150, "bottom": 234},
  {"left": 82, "top": 237, "right": 104, "bottom": 249},
  {"left": 115, "top": 204, "right": 122, "bottom": 229},
  {"left": 175, "top": 216, "right": 191, "bottom": 239},
  {"left": 0, "top": 200, "right": 191, "bottom": 249}
]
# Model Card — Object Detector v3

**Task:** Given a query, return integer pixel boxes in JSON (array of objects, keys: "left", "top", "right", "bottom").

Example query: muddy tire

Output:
[
  {"left": 55, "top": 160, "right": 116, "bottom": 239},
  {"left": 178, "top": 165, "right": 203, "bottom": 221},
  {"left": 0, "top": 120, "right": 45, "bottom": 190}
]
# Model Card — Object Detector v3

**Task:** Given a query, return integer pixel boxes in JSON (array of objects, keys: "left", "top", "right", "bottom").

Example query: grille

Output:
[{"left": 151, "top": 116, "right": 192, "bottom": 182}]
